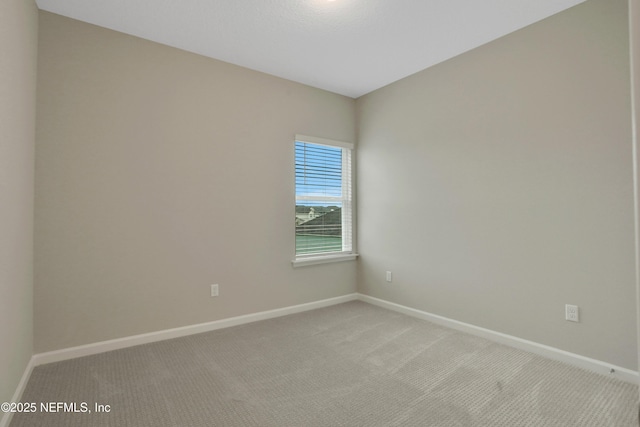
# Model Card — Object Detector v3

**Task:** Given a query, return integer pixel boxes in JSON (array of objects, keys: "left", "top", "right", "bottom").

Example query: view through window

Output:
[{"left": 295, "top": 137, "right": 352, "bottom": 256}]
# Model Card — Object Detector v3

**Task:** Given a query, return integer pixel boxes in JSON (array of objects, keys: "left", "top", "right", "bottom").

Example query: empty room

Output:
[{"left": 3, "top": 0, "right": 640, "bottom": 425}]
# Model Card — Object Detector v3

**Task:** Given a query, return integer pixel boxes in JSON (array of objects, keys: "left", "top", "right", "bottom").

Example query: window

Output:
[{"left": 294, "top": 135, "right": 354, "bottom": 264}]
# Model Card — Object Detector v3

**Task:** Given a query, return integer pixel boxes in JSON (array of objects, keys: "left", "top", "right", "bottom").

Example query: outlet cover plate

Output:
[{"left": 565, "top": 304, "right": 579, "bottom": 322}]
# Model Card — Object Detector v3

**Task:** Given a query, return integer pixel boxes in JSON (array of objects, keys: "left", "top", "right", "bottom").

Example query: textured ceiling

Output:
[{"left": 35, "top": 0, "right": 588, "bottom": 98}]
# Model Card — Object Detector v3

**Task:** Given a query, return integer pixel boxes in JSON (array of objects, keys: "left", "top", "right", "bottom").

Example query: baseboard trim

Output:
[
  {"left": 33, "top": 293, "right": 359, "bottom": 367},
  {"left": 27, "top": 291, "right": 638, "bottom": 386},
  {"left": 0, "top": 356, "right": 36, "bottom": 427},
  {"left": 358, "top": 294, "right": 638, "bottom": 384}
]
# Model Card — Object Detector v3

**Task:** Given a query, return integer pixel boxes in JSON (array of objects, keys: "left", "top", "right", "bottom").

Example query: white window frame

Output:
[{"left": 292, "top": 135, "right": 357, "bottom": 267}]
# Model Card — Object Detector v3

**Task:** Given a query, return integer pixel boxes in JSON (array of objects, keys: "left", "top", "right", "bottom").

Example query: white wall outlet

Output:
[
  {"left": 211, "top": 284, "right": 219, "bottom": 297},
  {"left": 565, "top": 304, "right": 579, "bottom": 322},
  {"left": 386, "top": 271, "right": 392, "bottom": 282}
]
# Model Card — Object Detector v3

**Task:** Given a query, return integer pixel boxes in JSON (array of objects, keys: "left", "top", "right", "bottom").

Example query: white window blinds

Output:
[{"left": 295, "top": 136, "right": 353, "bottom": 256}]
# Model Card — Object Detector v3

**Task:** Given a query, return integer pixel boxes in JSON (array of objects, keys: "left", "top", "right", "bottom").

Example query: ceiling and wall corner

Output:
[{"left": 35, "top": 0, "right": 588, "bottom": 98}]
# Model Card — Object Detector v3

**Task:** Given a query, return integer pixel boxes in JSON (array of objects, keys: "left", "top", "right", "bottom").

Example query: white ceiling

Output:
[{"left": 35, "top": 0, "right": 588, "bottom": 98}]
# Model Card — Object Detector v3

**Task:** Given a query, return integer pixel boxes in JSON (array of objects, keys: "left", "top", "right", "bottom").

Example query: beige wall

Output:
[
  {"left": 0, "top": 0, "right": 37, "bottom": 406},
  {"left": 357, "top": 0, "right": 637, "bottom": 369},
  {"left": 33, "top": 0, "right": 640, "bottom": 372},
  {"left": 35, "top": 12, "right": 356, "bottom": 352},
  {"left": 630, "top": 0, "right": 640, "bottom": 376}
]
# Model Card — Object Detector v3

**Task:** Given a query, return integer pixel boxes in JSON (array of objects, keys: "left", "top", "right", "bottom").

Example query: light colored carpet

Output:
[{"left": 10, "top": 301, "right": 639, "bottom": 426}]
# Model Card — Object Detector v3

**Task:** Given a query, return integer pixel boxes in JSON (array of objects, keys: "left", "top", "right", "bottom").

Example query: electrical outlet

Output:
[
  {"left": 386, "top": 271, "right": 392, "bottom": 282},
  {"left": 211, "top": 284, "right": 219, "bottom": 297},
  {"left": 565, "top": 304, "right": 579, "bottom": 322}
]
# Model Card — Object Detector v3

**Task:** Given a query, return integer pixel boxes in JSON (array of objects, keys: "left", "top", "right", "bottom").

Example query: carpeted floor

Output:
[{"left": 10, "top": 301, "right": 639, "bottom": 426}]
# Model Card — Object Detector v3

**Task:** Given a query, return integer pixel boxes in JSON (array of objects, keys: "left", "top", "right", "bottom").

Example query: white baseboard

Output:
[
  {"left": 22, "top": 291, "right": 638, "bottom": 391},
  {"left": 33, "top": 293, "right": 359, "bottom": 367},
  {"left": 358, "top": 294, "right": 639, "bottom": 384},
  {"left": 0, "top": 356, "right": 36, "bottom": 427}
]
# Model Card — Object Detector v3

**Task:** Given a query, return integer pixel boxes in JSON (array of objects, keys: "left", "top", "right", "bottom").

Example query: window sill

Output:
[{"left": 291, "top": 253, "right": 359, "bottom": 268}]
